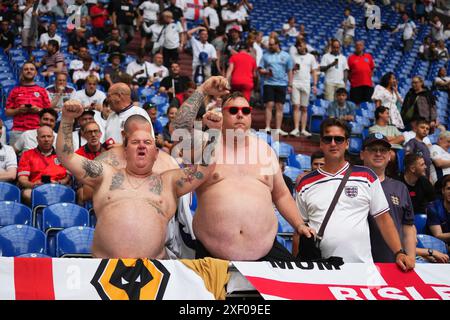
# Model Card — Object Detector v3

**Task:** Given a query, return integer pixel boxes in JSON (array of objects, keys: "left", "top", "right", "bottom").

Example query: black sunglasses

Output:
[
  {"left": 223, "top": 106, "right": 253, "bottom": 115},
  {"left": 321, "top": 135, "right": 346, "bottom": 144}
]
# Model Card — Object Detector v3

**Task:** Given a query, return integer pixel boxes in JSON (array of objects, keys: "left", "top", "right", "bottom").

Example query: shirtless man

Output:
[
  {"left": 56, "top": 101, "right": 222, "bottom": 259},
  {"left": 173, "top": 77, "right": 314, "bottom": 261}
]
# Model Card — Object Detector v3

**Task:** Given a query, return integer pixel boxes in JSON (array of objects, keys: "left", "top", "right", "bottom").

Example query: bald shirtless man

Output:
[
  {"left": 56, "top": 101, "right": 222, "bottom": 259},
  {"left": 173, "top": 76, "right": 314, "bottom": 261}
]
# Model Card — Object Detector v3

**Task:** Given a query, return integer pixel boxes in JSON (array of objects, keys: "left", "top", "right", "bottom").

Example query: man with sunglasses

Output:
[
  {"left": 360, "top": 133, "right": 416, "bottom": 265},
  {"left": 296, "top": 119, "right": 414, "bottom": 271},
  {"left": 173, "top": 77, "right": 314, "bottom": 261}
]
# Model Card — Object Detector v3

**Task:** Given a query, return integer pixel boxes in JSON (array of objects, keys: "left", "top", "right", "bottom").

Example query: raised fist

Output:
[
  {"left": 62, "top": 99, "right": 84, "bottom": 120},
  {"left": 199, "top": 76, "right": 230, "bottom": 98},
  {"left": 202, "top": 110, "right": 223, "bottom": 130}
]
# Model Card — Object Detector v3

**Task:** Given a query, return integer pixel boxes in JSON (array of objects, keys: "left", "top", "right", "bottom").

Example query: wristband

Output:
[{"left": 394, "top": 248, "right": 406, "bottom": 259}]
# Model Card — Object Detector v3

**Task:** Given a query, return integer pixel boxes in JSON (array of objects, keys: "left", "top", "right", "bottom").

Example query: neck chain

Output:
[{"left": 125, "top": 169, "right": 152, "bottom": 190}]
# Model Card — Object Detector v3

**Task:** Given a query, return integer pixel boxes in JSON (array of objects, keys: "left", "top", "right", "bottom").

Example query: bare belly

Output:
[
  {"left": 193, "top": 179, "right": 278, "bottom": 260},
  {"left": 92, "top": 200, "right": 169, "bottom": 259}
]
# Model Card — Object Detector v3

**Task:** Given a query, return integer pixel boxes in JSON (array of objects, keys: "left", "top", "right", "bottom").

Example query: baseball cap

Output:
[
  {"left": 80, "top": 109, "right": 95, "bottom": 117},
  {"left": 363, "top": 133, "right": 391, "bottom": 149},
  {"left": 229, "top": 25, "right": 241, "bottom": 32}
]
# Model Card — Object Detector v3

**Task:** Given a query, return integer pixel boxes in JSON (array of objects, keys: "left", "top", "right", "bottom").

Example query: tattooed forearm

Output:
[
  {"left": 82, "top": 159, "right": 104, "bottom": 179},
  {"left": 109, "top": 171, "right": 125, "bottom": 191},
  {"left": 202, "top": 129, "right": 220, "bottom": 166},
  {"left": 61, "top": 122, "right": 74, "bottom": 155},
  {"left": 148, "top": 175, "right": 163, "bottom": 195},
  {"left": 175, "top": 165, "right": 205, "bottom": 188},
  {"left": 172, "top": 91, "right": 205, "bottom": 130}
]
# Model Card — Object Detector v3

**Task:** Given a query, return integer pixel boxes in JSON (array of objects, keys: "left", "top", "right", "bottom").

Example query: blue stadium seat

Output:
[
  {"left": 272, "top": 141, "right": 295, "bottom": 158},
  {"left": 56, "top": 226, "right": 94, "bottom": 258},
  {"left": 0, "top": 225, "right": 46, "bottom": 257},
  {"left": 309, "top": 114, "right": 325, "bottom": 134},
  {"left": 31, "top": 184, "right": 76, "bottom": 229},
  {"left": 17, "top": 253, "right": 51, "bottom": 258},
  {"left": 417, "top": 234, "right": 448, "bottom": 254},
  {"left": 348, "top": 135, "right": 363, "bottom": 155},
  {"left": 190, "top": 192, "right": 197, "bottom": 212},
  {"left": 283, "top": 166, "right": 303, "bottom": 184},
  {"left": 253, "top": 130, "right": 272, "bottom": 145},
  {"left": 414, "top": 214, "right": 428, "bottom": 234},
  {"left": 0, "top": 201, "right": 32, "bottom": 227},
  {"left": 0, "top": 182, "right": 21, "bottom": 202}
]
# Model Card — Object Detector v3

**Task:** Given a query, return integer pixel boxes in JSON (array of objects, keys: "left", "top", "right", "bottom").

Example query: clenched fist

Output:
[
  {"left": 199, "top": 76, "right": 230, "bottom": 98},
  {"left": 202, "top": 110, "right": 223, "bottom": 130},
  {"left": 62, "top": 99, "right": 84, "bottom": 120}
]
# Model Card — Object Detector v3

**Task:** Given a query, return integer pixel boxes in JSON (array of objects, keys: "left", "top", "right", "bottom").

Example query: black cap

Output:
[
  {"left": 80, "top": 109, "right": 95, "bottom": 117},
  {"left": 143, "top": 102, "right": 157, "bottom": 110},
  {"left": 363, "top": 133, "right": 391, "bottom": 149}
]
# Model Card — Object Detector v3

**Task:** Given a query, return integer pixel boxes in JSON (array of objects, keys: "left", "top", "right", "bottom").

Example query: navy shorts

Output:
[{"left": 263, "top": 85, "right": 287, "bottom": 104}]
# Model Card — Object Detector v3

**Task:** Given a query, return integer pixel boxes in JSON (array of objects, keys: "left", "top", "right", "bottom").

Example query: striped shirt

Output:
[{"left": 296, "top": 162, "right": 389, "bottom": 263}]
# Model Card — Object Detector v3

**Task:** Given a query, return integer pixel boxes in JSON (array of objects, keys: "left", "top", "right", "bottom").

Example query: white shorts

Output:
[{"left": 291, "top": 83, "right": 310, "bottom": 106}]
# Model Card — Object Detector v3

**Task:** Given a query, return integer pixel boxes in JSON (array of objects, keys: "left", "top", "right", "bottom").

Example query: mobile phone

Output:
[
  {"left": 102, "top": 137, "right": 115, "bottom": 149},
  {"left": 334, "top": 58, "right": 339, "bottom": 68},
  {"left": 41, "top": 175, "right": 51, "bottom": 184},
  {"left": 25, "top": 104, "right": 32, "bottom": 108}
]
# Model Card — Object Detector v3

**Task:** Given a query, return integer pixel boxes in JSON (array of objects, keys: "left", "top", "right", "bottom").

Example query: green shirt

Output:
[{"left": 369, "top": 124, "right": 403, "bottom": 149}]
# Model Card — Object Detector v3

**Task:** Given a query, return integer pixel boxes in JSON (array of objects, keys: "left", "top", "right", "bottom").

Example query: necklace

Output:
[{"left": 125, "top": 169, "right": 152, "bottom": 190}]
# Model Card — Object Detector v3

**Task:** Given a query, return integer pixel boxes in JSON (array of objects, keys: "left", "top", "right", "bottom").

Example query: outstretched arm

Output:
[{"left": 56, "top": 100, "right": 106, "bottom": 188}]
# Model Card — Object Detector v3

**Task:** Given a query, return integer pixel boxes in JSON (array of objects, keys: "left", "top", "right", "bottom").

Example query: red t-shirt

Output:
[
  {"left": 18, "top": 148, "right": 68, "bottom": 183},
  {"left": 75, "top": 145, "right": 103, "bottom": 160},
  {"left": 229, "top": 52, "right": 257, "bottom": 86},
  {"left": 90, "top": 5, "right": 109, "bottom": 29},
  {"left": 347, "top": 53, "right": 375, "bottom": 88},
  {"left": 5, "top": 85, "right": 51, "bottom": 131}
]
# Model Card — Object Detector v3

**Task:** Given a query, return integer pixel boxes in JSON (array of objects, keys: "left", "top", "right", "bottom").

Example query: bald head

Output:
[
  {"left": 122, "top": 115, "right": 155, "bottom": 144},
  {"left": 37, "top": 125, "right": 54, "bottom": 137},
  {"left": 37, "top": 126, "right": 54, "bottom": 152},
  {"left": 108, "top": 82, "right": 132, "bottom": 112}
]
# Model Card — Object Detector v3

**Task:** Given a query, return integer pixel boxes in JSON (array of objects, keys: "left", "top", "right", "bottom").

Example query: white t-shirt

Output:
[
  {"left": 296, "top": 163, "right": 390, "bottom": 263},
  {"left": 139, "top": 1, "right": 160, "bottom": 21},
  {"left": 14, "top": 129, "right": 58, "bottom": 154},
  {"left": 343, "top": 15, "right": 356, "bottom": 37},
  {"left": 126, "top": 61, "right": 154, "bottom": 79},
  {"left": 430, "top": 144, "right": 450, "bottom": 184},
  {"left": 397, "top": 20, "right": 416, "bottom": 40},
  {"left": 320, "top": 53, "right": 349, "bottom": 85},
  {"left": 72, "top": 70, "right": 100, "bottom": 84},
  {"left": 253, "top": 42, "right": 263, "bottom": 67},
  {"left": 282, "top": 24, "right": 299, "bottom": 37},
  {"left": 190, "top": 37, "right": 217, "bottom": 66},
  {"left": 0, "top": 144, "right": 17, "bottom": 172},
  {"left": 147, "top": 63, "right": 169, "bottom": 82},
  {"left": 432, "top": 20, "right": 444, "bottom": 41},
  {"left": 71, "top": 89, "right": 106, "bottom": 109},
  {"left": 290, "top": 52, "right": 318, "bottom": 85},
  {"left": 39, "top": 33, "right": 62, "bottom": 47},
  {"left": 160, "top": 22, "right": 184, "bottom": 50},
  {"left": 403, "top": 131, "right": 432, "bottom": 146},
  {"left": 23, "top": 7, "right": 34, "bottom": 29},
  {"left": 371, "top": 85, "right": 404, "bottom": 130},
  {"left": 149, "top": 23, "right": 164, "bottom": 42},
  {"left": 203, "top": 6, "right": 219, "bottom": 30},
  {"left": 289, "top": 44, "right": 316, "bottom": 57},
  {"left": 222, "top": 9, "right": 244, "bottom": 33},
  {"left": 105, "top": 106, "right": 153, "bottom": 143}
]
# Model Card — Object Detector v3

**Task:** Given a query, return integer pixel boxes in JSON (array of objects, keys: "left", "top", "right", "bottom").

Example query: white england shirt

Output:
[{"left": 105, "top": 105, "right": 153, "bottom": 143}]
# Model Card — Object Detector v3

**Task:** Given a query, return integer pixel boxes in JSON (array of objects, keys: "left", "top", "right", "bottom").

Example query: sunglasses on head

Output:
[
  {"left": 223, "top": 106, "right": 253, "bottom": 115},
  {"left": 321, "top": 135, "right": 346, "bottom": 144}
]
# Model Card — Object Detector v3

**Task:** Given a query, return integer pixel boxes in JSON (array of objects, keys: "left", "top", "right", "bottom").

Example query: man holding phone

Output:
[{"left": 320, "top": 39, "right": 349, "bottom": 101}]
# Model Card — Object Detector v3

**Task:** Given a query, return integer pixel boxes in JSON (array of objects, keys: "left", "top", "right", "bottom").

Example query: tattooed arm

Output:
[{"left": 56, "top": 100, "right": 107, "bottom": 188}]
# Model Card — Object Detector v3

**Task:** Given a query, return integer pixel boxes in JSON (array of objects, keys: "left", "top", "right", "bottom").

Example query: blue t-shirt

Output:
[
  {"left": 152, "top": 119, "right": 163, "bottom": 135},
  {"left": 327, "top": 101, "right": 356, "bottom": 119},
  {"left": 260, "top": 51, "right": 293, "bottom": 86},
  {"left": 427, "top": 199, "right": 450, "bottom": 234}
]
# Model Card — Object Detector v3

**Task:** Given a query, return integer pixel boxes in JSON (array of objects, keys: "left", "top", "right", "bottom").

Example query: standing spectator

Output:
[
  {"left": 253, "top": 31, "right": 264, "bottom": 67},
  {"left": 419, "top": 36, "right": 435, "bottom": 60},
  {"left": 430, "top": 131, "right": 450, "bottom": 185},
  {"left": 159, "top": 62, "right": 191, "bottom": 103},
  {"left": 296, "top": 118, "right": 413, "bottom": 268},
  {"left": 159, "top": 10, "right": 185, "bottom": 68},
  {"left": 52, "top": 0, "right": 68, "bottom": 19},
  {"left": 39, "top": 22, "right": 61, "bottom": 50},
  {"left": 259, "top": 37, "right": 293, "bottom": 136},
  {"left": 67, "top": 0, "right": 89, "bottom": 18},
  {"left": 401, "top": 76, "right": 436, "bottom": 130},
  {"left": 403, "top": 119, "right": 433, "bottom": 146},
  {"left": 102, "top": 27, "right": 127, "bottom": 54},
  {"left": 90, "top": 0, "right": 110, "bottom": 41},
  {"left": 226, "top": 43, "right": 256, "bottom": 102},
  {"left": 35, "top": 40, "right": 67, "bottom": 78},
  {"left": 46, "top": 73, "right": 76, "bottom": 115},
  {"left": 187, "top": 26, "right": 217, "bottom": 83},
  {"left": 138, "top": 0, "right": 161, "bottom": 50},
  {"left": 104, "top": 83, "right": 152, "bottom": 143},
  {"left": 166, "top": 0, "right": 184, "bottom": 22},
  {"left": 289, "top": 38, "right": 318, "bottom": 137},
  {"left": 148, "top": 13, "right": 164, "bottom": 54},
  {"left": 372, "top": 72, "right": 405, "bottom": 130},
  {"left": 347, "top": 40, "right": 375, "bottom": 105},
  {"left": 436, "top": 40, "right": 449, "bottom": 61},
  {"left": 143, "top": 102, "right": 163, "bottom": 136},
  {"left": 203, "top": 0, "right": 220, "bottom": 39},
  {"left": 326, "top": 87, "right": 356, "bottom": 122},
  {"left": 103, "top": 52, "right": 126, "bottom": 91},
  {"left": 21, "top": 0, "right": 39, "bottom": 54},
  {"left": 279, "top": 157, "right": 294, "bottom": 195},
  {"left": 444, "top": 22, "right": 450, "bottom": 41},
  {"left": 341, "top": 7, "right": 355, "bottom": 47},
  {"left": 404, "top": 119, "right": 432, "bottom": 178},
  {"left": 68, "top": 27, "right": 88, "bottom": 55},
  {"left": 221, "top": 2, "right": 245, "bottom": 33},
  {"left": 399, "top": 153, "right": 435, "bottom": 213},
  {"left": 413, "top": 0, "right": 426, "bottom": 24},
  {"left": 211, "top": 26, "right": 227, "bottom": 75},
  {"left": 14, "top": 108, "right": 58, "bottom": 156},
  {"left": 17, "top": 126, "right": 71, "bottom": 204},
  {"left": 146, "top": 53, "right": 170, "bottom": 84},
  {"left": 71, "top": 75, "right": 107, "bottom": 112},
  {"left": 223, "top": 25, "right": 242, "bottom": 67},
  {"left": 320, "top": 39, "right": 349, "bottom": 101},
  {"left": 72, "top": 55, "right": 101, "bottom": 90},
  {"left": 282, "top": 16, "right": 299, "bottom": 37},
  {"left": 112, "top": 0, "right": 136, "bottom": 44},
  {"left": 294, "top": 150, "right": 326, "bottom": 189},
  {"left": 392, "top": 13, "right": 416, "bottom": 52},
  {"left": 427, "top": 175, "right": 450, "bottom": 247},
  {"left": 0, "top": 119, "right": 17, "bottom": 183},
  {"left": 361, "top": 133, "right": 416, "bottom": 264},
  {"left": 430, "top": 15, "right": 445, "bottom": 42},
  {"left": 0, "top": 20, "right": 14, "bottom": 55},
  {"left": 5, "top": 63, "right": 51, "bottom": 146}
]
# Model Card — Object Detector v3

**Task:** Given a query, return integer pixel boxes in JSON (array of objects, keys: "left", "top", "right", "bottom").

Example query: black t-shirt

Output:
[
  {"left": 0, "top": 30, "right": 14, "bottom": 49},
  {"left": 115, "top": 2, "right": 136, "bottom": 25},
  {"left": 160, "top": 75, "right": 191, "bottom": 95},
  {"left": 167, "top": 5, "right": 183, "bottom": 22},
  {"left": 68, "top": 33, "right": 88, "bottom": 51},
  {"left": 398, "top": 175, "right": 435, "bottom": 214}
]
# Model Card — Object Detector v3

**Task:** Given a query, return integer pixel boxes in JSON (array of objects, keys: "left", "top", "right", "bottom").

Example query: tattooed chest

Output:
[{"left": 108, "top": 171, "right": 164, "bottom": 196}]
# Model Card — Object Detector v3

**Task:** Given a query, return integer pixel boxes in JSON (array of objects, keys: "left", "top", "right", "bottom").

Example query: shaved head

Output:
[
  {"left": 109, "top": 82, "right": 131, "bottom": 96},
  {"left": 37, "top": 125, "right": 54, "bottom": 137},
  {"left": 122, "top": 115, "right": 155, "bottom": 144}
]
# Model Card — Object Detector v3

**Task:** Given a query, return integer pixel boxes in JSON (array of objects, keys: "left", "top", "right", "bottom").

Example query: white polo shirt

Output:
[
  {"left": 0, "top": 144, "right": 17, "bottom": 172},
  {"left": 296, "top": 162, "right": 390, "bottom": 263},
  {"left": 203, "top": 6, "right": 219, "bottom": 30},
  {"left": 430, "top": 144, "right": 450, "bottom": 184},
  {"left": 14, "top": 129, "right": 58, "bottom": 154},
  {"left": 290, "top": 52, "right": 318, "bottom": 85},
  {"left": 320, "top": 53, "right": 349, "bottom": 85},
  {"left": 105, "top": 105, "right": 153, "bottom": 143},
  {"left": 191, "top": 37, "right": 217, "bottom": 66},
  {"left": 160, "top": 22, "right": 184, "bottom": 50},
  {"left": 146, "top": 63, "right": 169, "bottom": 82},
  {"left": 71, "top": 89, "right": 107, "bottom": 109}
]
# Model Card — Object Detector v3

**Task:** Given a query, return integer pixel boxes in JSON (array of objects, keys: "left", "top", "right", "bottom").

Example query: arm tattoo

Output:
[
  {"left": 95, "top": 151, "right": 121, "bottom": 168},
  {"left": 201, "top": 130, "right": 220, "bottom": 166},
  {"left": 82, "top": 159, "right": 104, "bottom": 179},
  {"left": 175, "top": 165, "right": 204, "bottom": 188},
  {"left": 172, "top": 91, "right": 205, "bottom": 130},
  {"left": 109, "top": 171, "right": 125, "bottom": 191},
  {"left": 148, "top": 175, "right": 163, "bottom": 195},
  {"left": 61, "top": 122, "right": 74, "bottom": 155}
]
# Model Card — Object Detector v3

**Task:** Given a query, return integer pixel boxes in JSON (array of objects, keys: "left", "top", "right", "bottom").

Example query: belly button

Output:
[
  {"left": 239, "top": 230, "right": 243, "bottom": 234},
  {"left": 159, "top": 200, "right": 163, "bottom": 204},
  {"left": 213, "top": 173, "right": 220, "bottom": 180}
]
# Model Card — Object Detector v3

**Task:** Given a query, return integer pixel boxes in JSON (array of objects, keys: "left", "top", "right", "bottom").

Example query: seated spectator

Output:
[
  {"left": 126, "top": 49, "right": 153, "bottom": 88},
  {"left": 102, "top": 27, "right": 127, "bottom": 54},
  {"left": 401, "top": 76, "right": 437, "bottom": 131},
  {"left": 162, "top": 105, "right": 178, "bottom": 153},
  {"left": 68, "top": 27, "right": 89, "bottom": 55},
  {"left": 0, "top": 119, "right": 17, "bottom": 183},
  {"left": 0, "top": 20, "right": 14, "bottom": 55},
  {"left": 5, "top": 62, "right": 51, "bottom": 146},
  {"left": 282, "top": 16, "right": 299, "bottom": 37},
  {"left": 70, "top": 75, "right": 107, "bottom": 112},
  {"left": 403, "top": 119, "right": 433, "bottom": 146},
  {"left": 398, "top": 153, "right": 435, "bottom": 214},
  {"left": 434, "top": 67, "right": 450, "bottom": 92},
  {"left": 427, "top": 175, "right": 450, "bottom": 247},
  {"left": 159, "top": 62, "right": 191, "bottom": 103},
  {"left": 146, "top": 53, "right": 169, "bottom": 85},
  {"left": 52, "top": 0, "right": 68, "bottom": 18},
  {"left": 39, "top": 22, "right": 61, "bottom": 50},
  {"left": 72, "top": 55, "right": 101, "bottom": 90},
  {"left": 226, "top": 42, "right": 257, "bottom": 102},
  {"left": 46, "top": 72, "right": 76, "bottom": 115},
  {"left": 372, "top": 72, "right": 404, "bottom": 130},
  {"left": 369, "top": 106, "right": 405, "bottom": 150},
  {"left": 93, "top": 98, "right": 112, "bottom": 139},
  {"left": 143, "top": 102, "right": 163, "bottom": 136},
  {"left": 418, "top": 36, "right": 436, "bottom": 61},
  {"left": 103, "top": 52, "right": 126, "bottom": 91},
  {"left": 35, "top": 39, "right": 68, "bottom": 78},
  {"left": 405, "top": 119, "right": 432, "bottom": 178},
  {"left": 445, "top": 22, "right": 450, "bottom": 41},
  {"left": 436, "top": 40, "right": 449, "bottom": 61},
  {"left": 72, "top": 109, "right": 96, "bottom": 151},
  {"left": 430, "top": 131, "right": 450, "bottom": 185},
  {"left": 326, "top": 88, "right": 356, "bottom": 122},
  {"left": 68, "top": 47, "right": 100, "bottom": 79},
  {"left": 431, "top": 15, "right": 445, "bottom": 42},
  {"left": 279, "top": 157, "right": 294, "bottom": 195},
  {"left": 17, "top": 126, "right": 70, "bottom": 204},
  {"left": 294, "top": 150, "right": 326, "bottom": 187}
]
